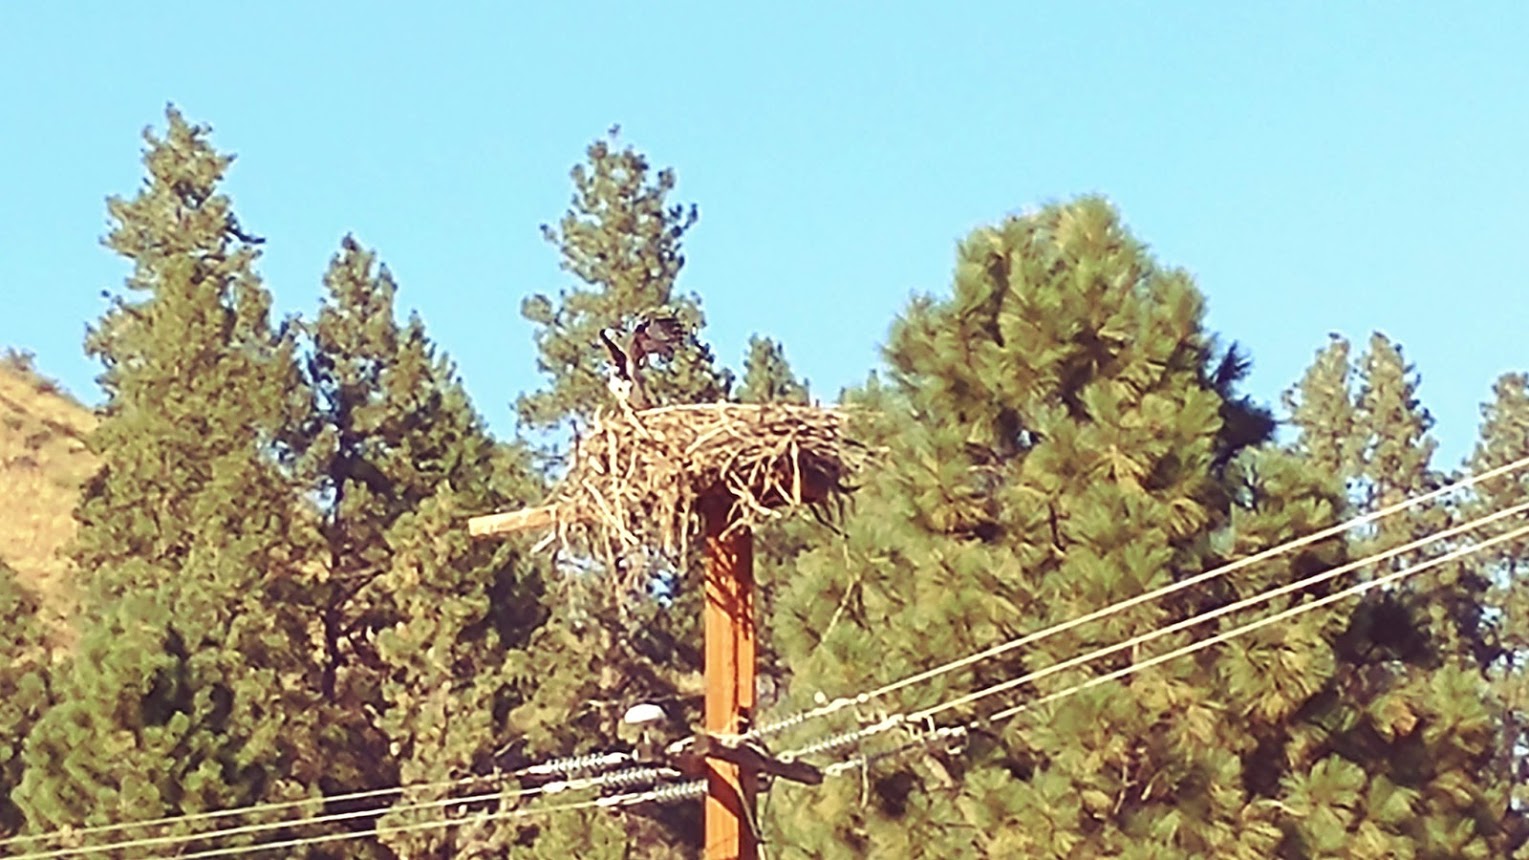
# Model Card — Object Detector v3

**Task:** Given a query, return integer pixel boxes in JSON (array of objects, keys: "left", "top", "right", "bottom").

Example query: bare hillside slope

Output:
[{"left": 0, "top": 351, "right": 97, "bottom": 635}]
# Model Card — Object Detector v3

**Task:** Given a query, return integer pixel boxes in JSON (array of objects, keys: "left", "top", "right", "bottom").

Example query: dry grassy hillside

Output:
[{"left": 0, "top": 350, "right": 97, "bottom": 636}]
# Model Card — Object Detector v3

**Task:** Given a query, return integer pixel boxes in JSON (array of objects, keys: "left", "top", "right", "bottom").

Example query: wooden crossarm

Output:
[{"left": 468, "top": 504, "right": 562, "bottom": 537}]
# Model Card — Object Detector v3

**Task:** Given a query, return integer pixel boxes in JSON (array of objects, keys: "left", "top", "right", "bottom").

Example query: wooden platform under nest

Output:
[{"left": 469, "top": 402, "right": 870, "bottom": 568}]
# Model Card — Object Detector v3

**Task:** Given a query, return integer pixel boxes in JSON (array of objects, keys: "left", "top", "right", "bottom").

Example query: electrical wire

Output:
[
  {"left": 784, "top": 518, "right": 1529, "bottom": 773},
  {"left": 7, "top": 762, "right": 674, "bottom": 860},
  {"left": 734, "top": 453, "right": 1529, "bottom": 744},
  {"left": 0, "top": 749, "right": 635, "bottom": 852},
  {"left": 131, "top": 779, "right": 707, "bottom": 860},
  {"left": 985, "top": 522, "right": 1529, "bottom": 724},
  {"left": 910, "top": 500, "right": 1529, "bottom": 723}
]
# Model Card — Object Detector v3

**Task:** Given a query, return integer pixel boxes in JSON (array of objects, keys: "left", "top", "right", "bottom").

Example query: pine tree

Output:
[
  {"left": 0, "top": 561, "right": 51, "bottom": 838},
  {"left": 731, "top": 334, "right": 817, "bottom": 706},
  {"left": 1349, "top": 334, "right": 1447, "bottom": 570},
  {"left": 374, "top": 488, "right": 546, "bottom": 859},
  {"left": 13, "top": 107, "right": 322, "bottom": 847},
  {"left": 1464, "top": 373, "right": 1529, "bottom": 853},
  {"left": 297, "top": 235, "right": 548, "bottom": 857},
  {"left": 766, "top": 198, "right": 1292, "bottom": 856},
  {"left": 517, "top": 125, "right": 729, "bottom": 436},
  {"left": 1287, "top": 333, "right": 1513, "bottom": 856},
  {"left": 1270, "top": 334, "right": 1513, "bottom": 855},
  {"left": 760, "top": 198, "right": 1517, "bottom": 858},
  {"left": 1283, "top": 334, "right": 1358, "bottom": 482},
  {"left": 737, "top": 336, "right": 810, "bottom": 406}
]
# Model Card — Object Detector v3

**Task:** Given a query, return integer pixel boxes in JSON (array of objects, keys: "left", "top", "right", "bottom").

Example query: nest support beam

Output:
[{"left": 467, "top": 504, "right": 565, "bottom": 537}]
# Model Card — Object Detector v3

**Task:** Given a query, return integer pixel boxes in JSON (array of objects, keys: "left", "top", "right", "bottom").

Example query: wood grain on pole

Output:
[{"left": 701, "top": 493, "right": 757, "bottom": 860}]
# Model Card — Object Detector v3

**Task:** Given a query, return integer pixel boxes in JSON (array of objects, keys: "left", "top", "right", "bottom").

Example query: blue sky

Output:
[{"left": 1, "top": 3, "right": 1524, "bottom": 467}]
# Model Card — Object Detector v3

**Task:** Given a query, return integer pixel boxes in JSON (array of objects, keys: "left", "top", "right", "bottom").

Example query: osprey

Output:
[{"left": 599, "top": 315, "right": 686, "bottom": 410}]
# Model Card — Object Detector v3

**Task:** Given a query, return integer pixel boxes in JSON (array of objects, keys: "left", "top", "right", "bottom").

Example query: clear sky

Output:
[{"left": 2, "top": 3, "right": 1524, "bottom": 468}]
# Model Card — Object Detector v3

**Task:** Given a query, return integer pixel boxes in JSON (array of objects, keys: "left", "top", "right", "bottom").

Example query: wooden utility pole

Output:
[
  {"left": 700, "top": 494, "right": 757, "bottom": 860},
  {"left": 465, "top": 402, "right": 854, "bottom": 860},
  {"left": 468, "top": 497, "right": 761, "bottom": 859}
]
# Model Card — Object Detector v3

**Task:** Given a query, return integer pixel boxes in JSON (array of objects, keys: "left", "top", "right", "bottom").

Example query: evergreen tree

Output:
[
  {"left": 13, "top": 107, "right": 321, "bottom": 848},
  {"left": 297, "top": 236, "right": 548, "bottom": 856},
  {"left": 0, "top": 561, "right": 51, "bottom": 839},
  {"left": 1283, "top": 334, "right": 1358, "bottom": 482},
  {"left": 517, "top": 125, "right": 729, "bottom": 436},
  {"left": 737, "top": 335, "right": 810, "bottom": 406},
  {"left": 1287, "top": 334, "right": 1513, "bottom": 857},
  {"left": 732, "top": 334, "right": 817, "bottom": 709},
  {"left": 767, "top": 198, "right": 1278, "bottom": 856},
  {"left": 374, "top": 489, "right": 546, "bottom": 859},
  {"left": 764, "top": 198, "right": 1511, "bottom": 857},
  {"left": 1286, "top": 334, "right": 1516, "bottom": 857},
  {"left": 71, "top": 107, "right": 306, "bottom": 600},
  {"left": 1464, "top": 373, "right": 1529, "bottom": 852},
  {"left": 1349, "top": 334, "right": 1447, "bottom": 570}
]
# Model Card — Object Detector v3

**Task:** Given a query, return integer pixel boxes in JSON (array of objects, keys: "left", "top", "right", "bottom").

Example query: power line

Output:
[
  {"left": 8, "top": 762, "right": 676, "bottom": 860},
  {"left": 911, "top": 501, "right": 1529, "bottom": 723},
  {"left": 134, "top": 780, "right": 706, "bottom": 860},
  {"left": 986, "top": 521, "right": 1529, "bottom": 724},
  {"left": 0, "top": 750, "right": 635, "bottom": 852},
  {"left": 734, "top": 452, "right": 1529, "bottom": 744},
  {"left": 782, "top": 517, "right": 1529, "bottom": 773}
]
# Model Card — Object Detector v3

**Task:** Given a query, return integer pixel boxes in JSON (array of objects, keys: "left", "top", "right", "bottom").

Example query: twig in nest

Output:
[{"left": 542, "top": 403, "right": 874, "bottom": 593}]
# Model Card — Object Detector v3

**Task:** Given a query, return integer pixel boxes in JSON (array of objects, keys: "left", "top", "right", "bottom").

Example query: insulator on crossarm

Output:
[
  {"left": 599, "top": 779, "right": 707, "bottom": 809},
  {"left": 791, "top": 715, "right": 905, "bottom": 759},
  {"left": 523, "top": 750, "right": 634, "bottom": 777}
]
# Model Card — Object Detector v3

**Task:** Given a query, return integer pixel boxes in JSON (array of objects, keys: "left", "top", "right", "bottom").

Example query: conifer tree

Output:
[
  {"left": 737, "top": 335, "right": 810, "bottom": 406},
  {"left": 732, "top": 334, "right": 816, "bottom": 700},
  {"left": 1283, "top": 334, "right": 1359, "bottom": 482},
  {"left": 14, "top": 107, "right": 321, "bottom": 845},
  {"left": 1464, "top": 373, "right": 1529, "bottom": 850},
  {"left": 1286, "top": 333, "right": 1466, "bottom": 646},
  {"left": 374, "top": 489, "right": 547, "bottom": 859},
  {"left": 764, "top": 198, "right": 1513, "bottom": 857},
  {"left": 0, "top": 561, "right": 51, "bottom": 838},
  {"left": 1282, "top": 335, "right": 1515, "bottom": 857},
  {"left": 767, "top": 198, "right": 1277, "bottom": 856},
  {"left": 296, "top": 236, "right": 547, "bottom": 856},
  {"left": 73, "top": 108, "right": 305, "bottom": 598},
  {"left": 1349, "top": 334, "right": 1447, "bottom": 569},
  {"left": 517, "top": 125, "right": 729, "bottom": 436}
]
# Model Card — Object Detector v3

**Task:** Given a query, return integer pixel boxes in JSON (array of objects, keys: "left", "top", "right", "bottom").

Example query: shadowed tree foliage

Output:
[
  {"left": 14, "top": 106, "right": 322, "bottom": 849},
  {"left": 294, "top": 236, "right": 548, "bottom": 857},
  {"left": 0, "top": 562, "right": 51, "bottom": 839},
  {"left": 1463, "top": 373, "right": 1529, "bottom": 853}
]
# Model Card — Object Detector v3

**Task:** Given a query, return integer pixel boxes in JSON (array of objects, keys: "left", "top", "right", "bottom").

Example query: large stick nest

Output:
[{"left": 539, "top": 402, "right": 872, "bottom": 577}]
